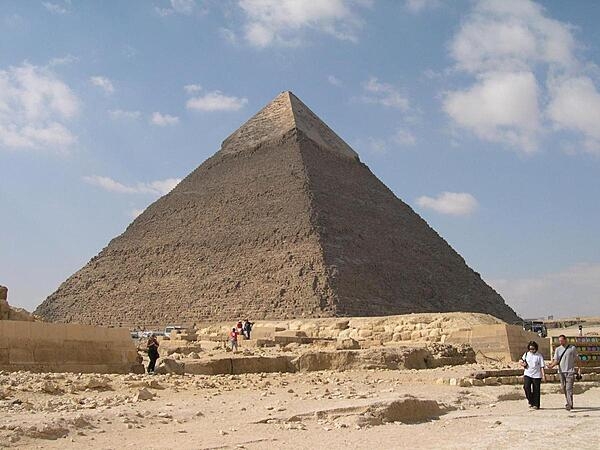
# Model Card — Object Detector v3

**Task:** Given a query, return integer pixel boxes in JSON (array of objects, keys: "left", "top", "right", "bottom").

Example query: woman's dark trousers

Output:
[
  {"left": 523, "top": 375, "right": 541, "bottom": 407},
  {"left": 148, "top": 352, "right": 158, "bottom": 373}
]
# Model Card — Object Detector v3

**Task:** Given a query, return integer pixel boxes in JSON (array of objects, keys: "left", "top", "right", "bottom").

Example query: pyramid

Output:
[{"left": 35, "top": 92, "right": 519, "bottom": 326}]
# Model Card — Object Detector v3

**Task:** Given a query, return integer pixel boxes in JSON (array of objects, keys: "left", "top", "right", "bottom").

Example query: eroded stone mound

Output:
[
  {"left": 0, "top": 286, "right": 35, "bottom": 322},
  {"left": 361, "top": 396, "right": 446, "bottom": 425},
  {"left": 266, "top": 395, "right": 451, "bottom": 430}
]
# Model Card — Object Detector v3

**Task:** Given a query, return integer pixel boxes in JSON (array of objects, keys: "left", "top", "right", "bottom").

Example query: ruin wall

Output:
[{"left": 0, "top": 320, "right": 143, "bottom": 374}]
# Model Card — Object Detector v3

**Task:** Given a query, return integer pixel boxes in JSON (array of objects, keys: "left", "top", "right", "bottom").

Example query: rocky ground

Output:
[{"left": 1, "top": 361, "right": 599, "bottom": 449}]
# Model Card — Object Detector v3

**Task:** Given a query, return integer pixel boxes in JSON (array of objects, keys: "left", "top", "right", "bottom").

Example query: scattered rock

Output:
[{"left": 135, "top": 388, "right": 155, "bottom": 401}]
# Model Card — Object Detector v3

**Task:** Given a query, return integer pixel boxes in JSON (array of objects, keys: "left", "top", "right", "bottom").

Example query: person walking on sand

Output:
[
  {"left": 229, "top": 327, "right": 239, "bottom": 353},
  {"left": 146, "top": 333, "right": 160, "bottom": 374},
  {"left": 520, "top": 341, "right": 545, "bottom": 410},
  {"left": 547, "top": 334, "right": 582, "bottom": 410}
]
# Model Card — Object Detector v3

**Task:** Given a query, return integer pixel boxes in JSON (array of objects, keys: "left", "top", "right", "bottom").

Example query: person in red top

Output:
[{"left": 229, "top": 327, "right": 238, "bottom": 353}]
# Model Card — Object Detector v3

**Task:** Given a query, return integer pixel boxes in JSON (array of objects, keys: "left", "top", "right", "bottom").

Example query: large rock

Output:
[
  {"left": 336, "top": 338, "right": 360, "bottom": 350},
  {"left": 292, "top": 348, "right": 427, "bottom": 372},
  {"left": 155, "top": 358, "right": 185, "bottom": 375},
  {"left": 185, "top": 356, "right": 295, "bottom": 375}
]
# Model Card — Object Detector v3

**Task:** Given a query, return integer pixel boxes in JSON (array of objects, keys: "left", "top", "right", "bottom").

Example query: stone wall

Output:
[
  {"left": 196, "top": 312, "right": 504, "bottom": 345},
  {"left": 446, "top": 324, "right": 551, "bottom": 362},
  {"left": 0, "top": 320, "right": 143, "bottom": 374}
]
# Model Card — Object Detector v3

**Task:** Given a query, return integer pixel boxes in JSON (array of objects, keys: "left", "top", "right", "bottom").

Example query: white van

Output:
[{"left": 164, "top": 325, "right": 183, "bottom": 338}]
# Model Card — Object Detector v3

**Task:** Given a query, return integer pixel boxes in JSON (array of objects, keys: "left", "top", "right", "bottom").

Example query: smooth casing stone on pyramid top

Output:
[{"left": 35, "top": 91, "right": 519, "bottom": 327}]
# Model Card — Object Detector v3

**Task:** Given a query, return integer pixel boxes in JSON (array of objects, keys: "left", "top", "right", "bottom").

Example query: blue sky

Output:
[{"left": 1, "top": 0, "right": 599, "bottom": 318}]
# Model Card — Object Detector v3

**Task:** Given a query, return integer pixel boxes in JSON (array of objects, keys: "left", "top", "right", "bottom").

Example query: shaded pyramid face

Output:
[{"left": 35, "top": 92, "right": 519, "bottom": 326}]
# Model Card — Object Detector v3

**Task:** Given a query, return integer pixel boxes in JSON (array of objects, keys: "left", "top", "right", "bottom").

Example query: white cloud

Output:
[
  {"left": 363, "top": 137, "right": 387, "bottom": 155},
  {"left": 490, "top": 263, "right": 600, "bottom": 318},
  {"left": 43, "top": 2, "right": 69, "bottom": 15},
  {"left": 444, "top": 71, "right": 541, "bottom": 153},
  {"left": 0, "top": 63, "right": 79, "bottom": 153},
  {"left": 327, "top": 75, "right": 342, "bottom": 87},
  {"left": 416, "top": 192, "right": 478, "bottom": 216},
  {"left": 90, "top": 76, "right": 115, "bottom": 94},
  {"left": 186, "top": 90, "right": 248, "bottom": 112},
  {"left": 547, "top": 76, "right": 600, "bottom": 154},
  {"left": 150, "top": 112, "right": 179, "bottom": 126},
  {"left": 83, "top": 175, "right": 181, "bottom": 196},
  {"left": 237, "top": 0, "right": 369, "bottom": 48},
  {"left": 155, "top": 0, "right": 198, "bottom": 17},
  {"left": 358, "top": 127, "right": 416, "bottom": 155},
  {"left": 171, "top": 0, "right": 195, "bottom": 14},
  {"left": 361, "top": 77, "right": 410, "bottom": 111},
  {"left": 48, "top": 54, "right": 78, "bottom": 67},
  {"left": 108, "top": 109, "right": 141, "bottom": 120},
  {"left": 444, "top": 0, "right": 588, "bottom": 155},
  {"left": 405, "top": 0, "right": 440, "bottom": 14},
  {"left": 219, "top": 27, "right": 238, "bottom": 44},
  {"left": 391, "top": 128, "right": 416, "bottom": 146},
  {"left": 450, "top": 0, "right": 576, "bottom": 74},
  {"left": 183, "top": 83, "right": 202, "bottom": 94},
  {"left": 155, "top": 7, "right": 173, "bottom": 17}
]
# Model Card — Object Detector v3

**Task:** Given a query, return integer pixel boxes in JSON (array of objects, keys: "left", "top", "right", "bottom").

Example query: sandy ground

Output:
[
  {"left": 547, "top": 324, "right": 600, "bottom": 337},
  {"left": 1, "top": 363, "right": 599, "bottom": 450}
]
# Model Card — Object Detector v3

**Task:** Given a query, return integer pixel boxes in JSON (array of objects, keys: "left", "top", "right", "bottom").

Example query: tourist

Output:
[
  {"left": 236, "top": 320, "right": 243, "bottom": 336},
  {"left": 547, "top": 334, "right": 582, "bottom": 410},
  {"left": 147, "top": 333, "right": 160, "bottom": 374},
  {"left": 243, "top": 319, "right": 253, "bottom": 340},
  {"left": 229, "top": 327, "right": 239, "bottom": 353},
  {"left": 520, "top": 341, "right": 544, "bottom": 409}
]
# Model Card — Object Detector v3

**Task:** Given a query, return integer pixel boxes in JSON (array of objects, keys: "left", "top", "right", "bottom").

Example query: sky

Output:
[{"left": 1, "top": 0, "right": 599, "bottom": 319}]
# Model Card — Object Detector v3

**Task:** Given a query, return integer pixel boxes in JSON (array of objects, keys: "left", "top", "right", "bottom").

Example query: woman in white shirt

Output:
[{"left": 520, "top": 340, "right": 545, "bottom": 409}]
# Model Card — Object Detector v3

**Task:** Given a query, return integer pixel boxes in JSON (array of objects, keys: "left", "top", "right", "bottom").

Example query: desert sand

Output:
[{"left": 2, "top": 361, "right": 599, "bottom": 450}]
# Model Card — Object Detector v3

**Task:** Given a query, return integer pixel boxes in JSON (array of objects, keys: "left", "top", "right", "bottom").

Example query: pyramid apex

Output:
[{"left": 220, "top": 91, "right": 359, "bottom": 160}]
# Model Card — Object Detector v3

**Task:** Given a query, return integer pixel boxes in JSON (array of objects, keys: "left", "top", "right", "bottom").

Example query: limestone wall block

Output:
[
  {"left": 400, "top": 331, "right": 412, "bottom": 341},
  {"left": 358, "top": 329, "right": 372, "bottom": 338},
  {"left": 379, "top": 332, "right": 393, "bottom": 343},
  {"left": 348, "top": 329, "right": 360, "bottom": 340},
  {"left": 338, "top": 329, "right": 352, "bottom": 339},
  {"left": 410, "top": 330, "right": 422, "bottom": 340},
  {"left": 429, "top": 329, "right": 441, "bottom": 338}
]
